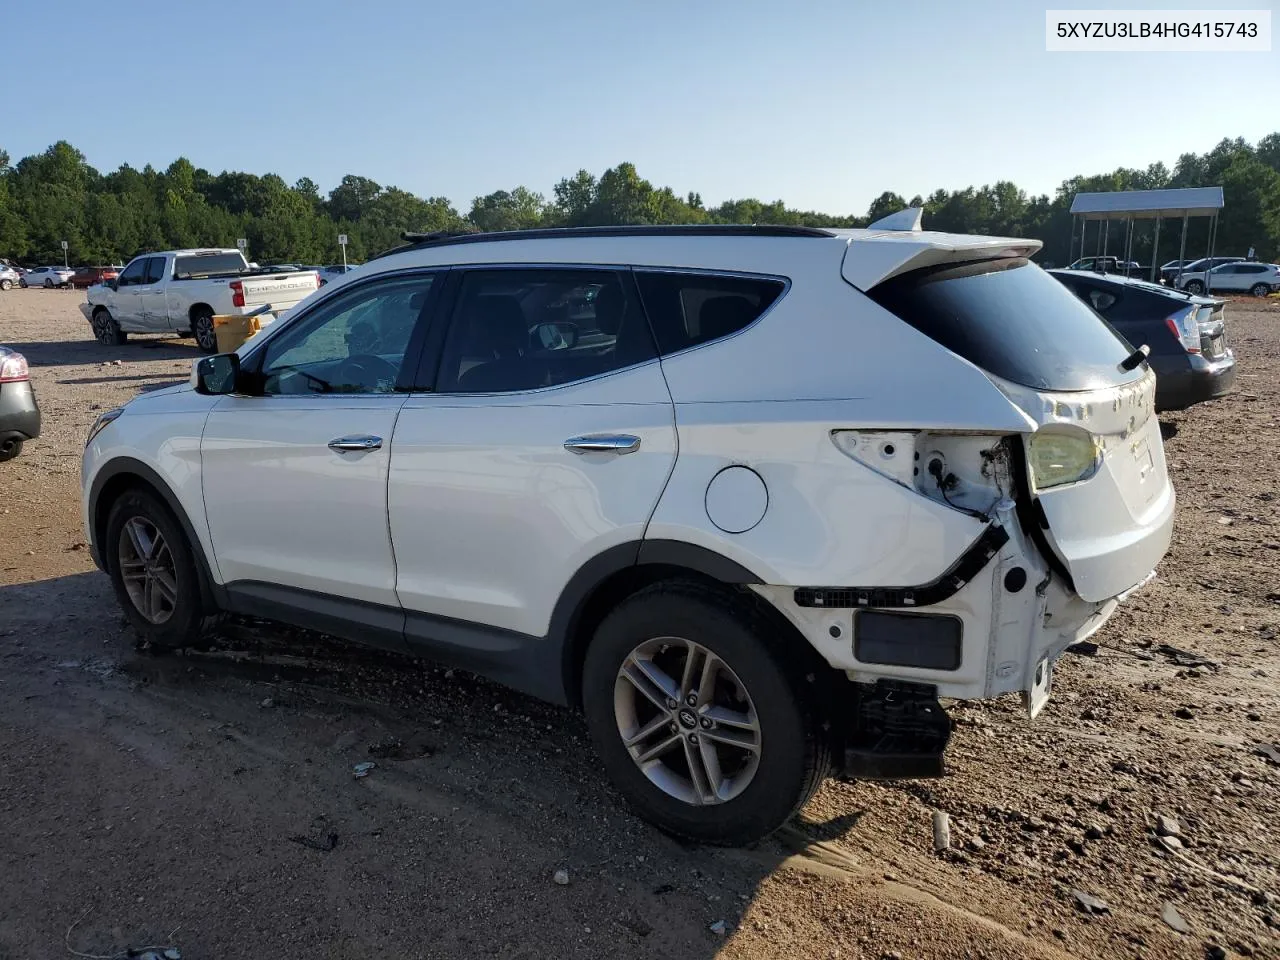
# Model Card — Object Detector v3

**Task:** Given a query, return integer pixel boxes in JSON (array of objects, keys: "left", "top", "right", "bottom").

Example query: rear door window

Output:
[
  {"left": 634, "top": 272, "right": 784, "bottom": 356},
  {"left": 870, "top": 258, "right": 1141, "bottom": 391},
  {"left": 143, "top": 257, "right": 168, "bottom": 284}
]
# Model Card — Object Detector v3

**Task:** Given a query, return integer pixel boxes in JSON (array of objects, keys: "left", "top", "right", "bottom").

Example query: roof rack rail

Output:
[{"left": 371, "top": 223, "right": 837, "bottom": 260}]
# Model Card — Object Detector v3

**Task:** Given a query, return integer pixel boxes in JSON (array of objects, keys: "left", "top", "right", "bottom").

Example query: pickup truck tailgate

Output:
[{"left": 239, "top": 273, "right": 319, "bottom": 312}]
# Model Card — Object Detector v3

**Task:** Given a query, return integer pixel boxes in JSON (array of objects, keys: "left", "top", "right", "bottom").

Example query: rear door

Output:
[
  {"left": 387, "top": 266, "right": 677, "bottom": 687},
  {"left": 139, "top": 256, "right": 174, "bottom": 330}
]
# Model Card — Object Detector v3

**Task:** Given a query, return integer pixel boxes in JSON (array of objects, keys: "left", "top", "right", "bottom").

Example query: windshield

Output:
[
  {"left": 174, "top": 253, "right": 246, "bottom": 278},
  {"left": 870, "top": 257, "right": 1143, "bottom": 391}
]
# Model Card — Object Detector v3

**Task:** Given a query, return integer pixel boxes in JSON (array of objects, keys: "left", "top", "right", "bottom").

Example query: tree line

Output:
[{"left": 1, "top": 133, "right": 1278, "bottom": 269}]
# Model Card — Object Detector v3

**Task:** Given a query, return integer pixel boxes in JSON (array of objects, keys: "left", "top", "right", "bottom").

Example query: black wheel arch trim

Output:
[{"left": 88, "top": 457, "right": 225, "bottom": 611}]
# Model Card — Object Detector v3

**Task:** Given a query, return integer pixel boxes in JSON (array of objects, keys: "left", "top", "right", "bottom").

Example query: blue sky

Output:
[{"left": 2, "top": 0, "right": 1276, "bottom": 215}]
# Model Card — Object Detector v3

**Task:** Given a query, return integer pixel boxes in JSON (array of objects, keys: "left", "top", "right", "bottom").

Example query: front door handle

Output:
[
  {"left": 563, "top": 434, "right": 641, "bottom": 455},
  {"left": 328, "top": 435, "right": 383, "bottom": 452}
]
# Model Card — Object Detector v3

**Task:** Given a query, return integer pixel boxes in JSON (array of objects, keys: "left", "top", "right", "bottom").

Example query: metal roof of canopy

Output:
[{"left": 1070, "top": 187, "right": 1224, "bottom": 220}]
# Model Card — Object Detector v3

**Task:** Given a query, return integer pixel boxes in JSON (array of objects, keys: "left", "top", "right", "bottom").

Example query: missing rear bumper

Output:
[{"left": 834, "top": 679, "right": 952, "bottom": 780}]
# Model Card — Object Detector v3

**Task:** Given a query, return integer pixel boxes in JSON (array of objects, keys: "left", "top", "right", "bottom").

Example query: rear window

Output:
[
  {"left": 174, "top": 253, "right": 246, "bottom": 278},
  {"left": 870, "top": 257, "right": 1141, "bottom": 391}
]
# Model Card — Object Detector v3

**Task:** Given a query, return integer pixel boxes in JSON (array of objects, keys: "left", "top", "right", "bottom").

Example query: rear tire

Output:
[
  {"left": 192, "top": 307, "right": 217, "bottom": 353},
  {"left": 1185, "top": 280, "right": 1205, "bottom": 295},
  {"left": 43, "top": 279, "right": 53, "bottom": 289},
  {"left": 0, "top": 279, "right": 11, "bottom": 291},
  {"left": 91, "top": 308, "right": 127, "bottom": 345},
  {"left": 1250, "top": 283, "right": 1271, "bottom": 298},
  {"left": 582, "top": 581, "right": 831, "bottom": 846},
  {"left": 0, "top": 438, "right": 23, "bottom": 462}
]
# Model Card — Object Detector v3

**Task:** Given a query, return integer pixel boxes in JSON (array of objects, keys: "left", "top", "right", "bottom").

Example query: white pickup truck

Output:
[{"left": 80, "top": 249, "right": 320, "bottom": 352}]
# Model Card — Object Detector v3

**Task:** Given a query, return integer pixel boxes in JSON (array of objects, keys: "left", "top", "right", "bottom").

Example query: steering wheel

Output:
[{"left": 335, "top": 353, "right": 399, "bottom": 391}]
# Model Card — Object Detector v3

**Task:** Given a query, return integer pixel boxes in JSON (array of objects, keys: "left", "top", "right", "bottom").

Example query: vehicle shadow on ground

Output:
[
  {"left": 56, "top": 375, "right": 189, "bottom": 390},
  {"left": 0, "top": 573, "right": 878, "bottom": 958},
  {"left": 6, "top": 338, "right": 201, "bottom": 368}
]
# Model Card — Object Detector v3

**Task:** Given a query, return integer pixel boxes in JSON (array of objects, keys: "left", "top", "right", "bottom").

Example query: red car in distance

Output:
[{"left": 71, "top": 265, "right": 121, "bottom": 289}]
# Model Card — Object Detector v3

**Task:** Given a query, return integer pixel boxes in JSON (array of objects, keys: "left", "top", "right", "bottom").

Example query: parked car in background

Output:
[
  {"left": 1175, "top": 261, "right": 1280, "bottom": 297},
  {"left": 1163, "top": 256, "right": 1243, "bottom": 287},
  {"left": 317, "top": 263, "right": 359, "bottom": 285},
  {"left": 20, "top": 266, "right": 76, "bottom": 288},
  {"left": 1158, "top": 259, "right": 1194, "bottom": 283},
  {"left": 0, "top": 345, "right": 41, "bottom": 462},
  {"left": 71, "top": 265, "right": 120, "bottom": 289},
  {"left": 1065, "top": 256, "right": 1144, "bottom": 277},
  {"left": 1051, "top": 269, "right": 1235, "bottom": 410},
  {"left": 0, "top": 264, "right": 19, "bottom": 291},
  {"left": 80, "top": 249, "right": 321, "bottom": 352},
  {"left": 82, "top": 223, "right": 1174, "bottom": 845}
]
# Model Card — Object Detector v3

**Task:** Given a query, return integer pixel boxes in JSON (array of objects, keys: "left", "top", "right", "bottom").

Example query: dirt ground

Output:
[{"left": 1, "top": 286, "right": 1277, "bottom": 960}]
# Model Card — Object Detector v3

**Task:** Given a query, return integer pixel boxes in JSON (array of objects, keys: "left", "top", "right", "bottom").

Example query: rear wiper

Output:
[{"left": 1119, "top": 344, "right": 1150, "bottom": 372}]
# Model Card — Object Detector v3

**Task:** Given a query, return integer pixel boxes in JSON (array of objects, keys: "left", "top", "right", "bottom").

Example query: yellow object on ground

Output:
[{"left": 213, "top": 314, "right": 266, "bottom": 354}]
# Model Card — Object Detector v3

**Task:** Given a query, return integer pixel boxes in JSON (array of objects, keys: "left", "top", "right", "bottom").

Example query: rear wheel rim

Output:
[
  {"left": 613, "top": 637, "right": 761, "bottom": 806},
  {"left": 44, "top": 279, "right": 52, "bottom": 288},
  {"left": 117, "top": 517, "right": 178, "bottom": 624},
  {"left": 195, "top": 315, "right": 215, "bottom": 350}
]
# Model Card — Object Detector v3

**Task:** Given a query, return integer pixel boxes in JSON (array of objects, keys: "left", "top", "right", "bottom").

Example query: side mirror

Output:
[{"left": 193, "top": 353, "right": 240, "bottom": 395}]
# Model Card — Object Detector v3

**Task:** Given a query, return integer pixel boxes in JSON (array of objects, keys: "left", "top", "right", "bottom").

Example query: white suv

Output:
[{"left": 81, "top": 221, "right": 1174, "bottom": 844}]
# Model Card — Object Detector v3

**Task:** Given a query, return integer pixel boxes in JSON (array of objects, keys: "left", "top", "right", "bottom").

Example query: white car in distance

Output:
[
  {"left": 21, "top": 266, "right": 75, "bottom": 288},
  {"left": 1176, "top": 260, "right": 1280, "bottom": 297},
  {"left": 81, "top": 219, "right": 1174, "bottom": 845}
]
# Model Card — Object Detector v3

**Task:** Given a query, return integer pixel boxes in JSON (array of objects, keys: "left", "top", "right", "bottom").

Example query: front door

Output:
[
  {"left": 201, "top": 271, "right": 442, "bottom": 645},
  {"left": 387, "top": 267, "right": 677, "bottom": 687},
  {"left": 109, "top": 257, "right": 149, "bottom": 327}
]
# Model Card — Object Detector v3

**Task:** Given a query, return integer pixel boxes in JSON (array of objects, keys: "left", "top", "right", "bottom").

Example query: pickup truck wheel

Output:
[
  {"left": 192, "top": 308, "right": 217, "bottom": 353},
  {"left": 582, "top": 581, "right": 831, "bottom": 846},
  {"left": 1184, "top": 280, "right": 1205, "bottom": 295},
  {"left": 1250, "top": 283, "right": 1271, "bottom": 298},
  {"left": 91, "top": 308, "right": 127, "bottom": 345}
]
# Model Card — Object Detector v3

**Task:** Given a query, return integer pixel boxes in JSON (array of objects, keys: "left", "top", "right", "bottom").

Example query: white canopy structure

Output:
[{"left": 1068, "top": 186, "right": 1224, "bottom": 282}]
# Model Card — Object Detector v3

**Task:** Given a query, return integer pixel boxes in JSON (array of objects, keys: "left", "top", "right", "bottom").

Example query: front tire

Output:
[
  {"left": 192, "top": 307, "right": 217, "bottom": 353},
  {"left": 1250, "top": 283, "right": 1271, "bottom": 298},
  {"left": 582, "top": 582, "right": 831, "bottom": 845},
  {"left": 105, "top": 488, "right": 220, "bottom": 649},
  {"left": 91, "top": 308, "right": 127, "bottom": 345},
  {"left": 1185, "top": 280, "right": 1205, "bottom": 295},
  {"left": 0, "top": 279, "right": 11, "bottom": 291}
]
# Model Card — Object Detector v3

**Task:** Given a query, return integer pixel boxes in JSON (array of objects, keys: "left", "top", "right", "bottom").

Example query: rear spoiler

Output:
[{"left": 841, "top": 231, "right": 1043, "bottom": 291}]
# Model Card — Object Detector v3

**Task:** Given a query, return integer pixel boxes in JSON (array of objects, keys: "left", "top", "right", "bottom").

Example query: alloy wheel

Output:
[
  {"left": 613, "top": 637, "right": 761, "bottom": 806},
  {"left": 195, "top": 315, "right": 216, "bottom": 351},
  {"left": 117, "top": 517, "right": 178, "bottom": 624}
]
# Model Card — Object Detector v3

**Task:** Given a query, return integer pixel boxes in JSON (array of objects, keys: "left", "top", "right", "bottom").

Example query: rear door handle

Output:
[
  {"left": 328, "top": 435, "right": 383, "bottom": 452},
  {"left": 564, "top": 435, "right": 641, "bottom": 455}
]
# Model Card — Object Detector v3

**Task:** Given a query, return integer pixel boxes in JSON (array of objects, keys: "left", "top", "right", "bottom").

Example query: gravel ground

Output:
[{"left": 1, "top": 286, "right": 1278, "bottom": 960}]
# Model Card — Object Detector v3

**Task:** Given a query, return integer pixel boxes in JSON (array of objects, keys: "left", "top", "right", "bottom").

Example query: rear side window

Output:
[
  {"left": 144, "top": 257, "right": 168, "bottom": 284},
  {"left": 174, "top": 253, "right": 246, "bottom": 278},
  {"left": 436, "top": 269, "right": 656, "bottom": 393},
  {"left": 635, "top": 272, "right": 784, "bottom": 356},
  {"left": 870, "top": 258, "right": 1141, "bottom": 391}
]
